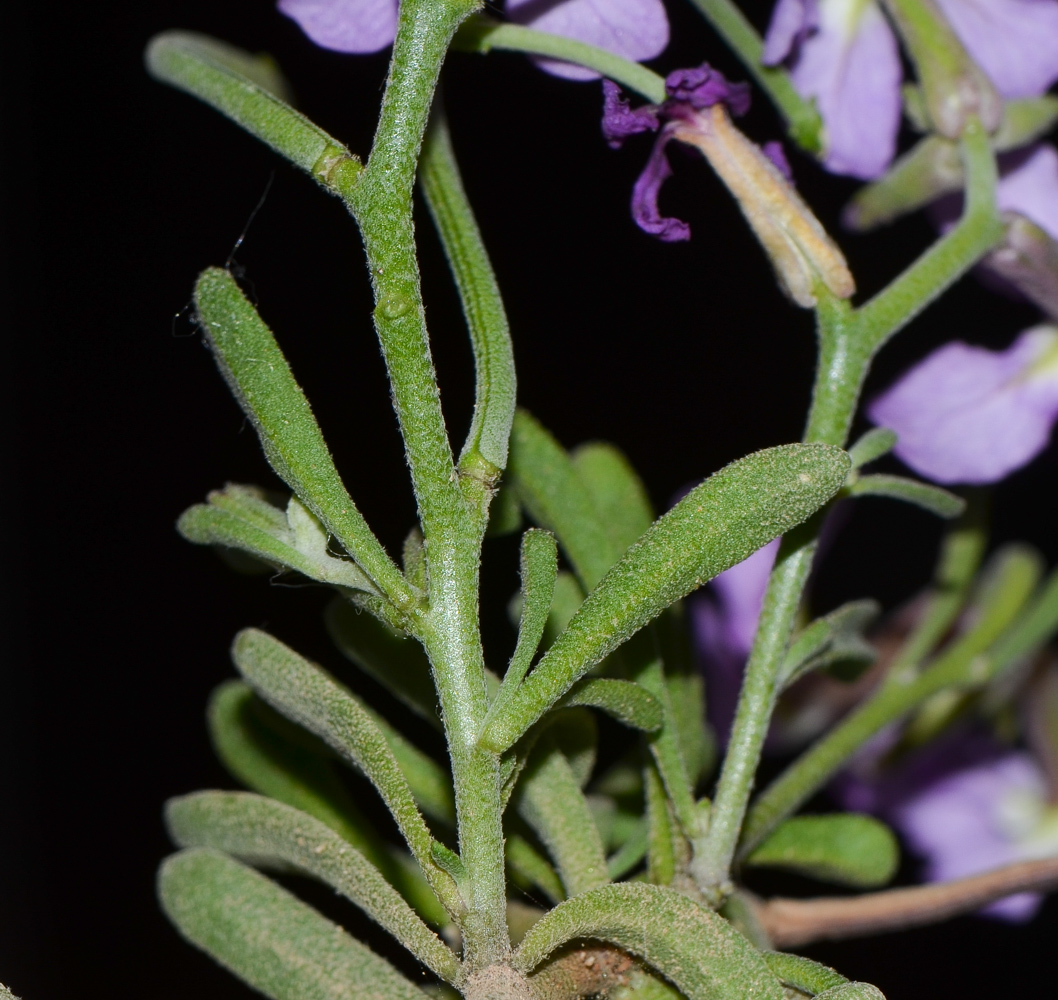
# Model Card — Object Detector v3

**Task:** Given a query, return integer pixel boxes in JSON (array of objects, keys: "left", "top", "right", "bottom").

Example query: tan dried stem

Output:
[{"left": 752, "top": 856, "right": 1058, "bottom": 948}]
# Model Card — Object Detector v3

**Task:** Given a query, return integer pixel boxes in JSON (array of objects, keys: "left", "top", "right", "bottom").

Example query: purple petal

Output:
[
  {"left": 601, "top": 80, "right": 659, "bottom": 149},
  {"left": 998, "top": 144, "right": 1058, "bottom": 243},
  {"left": 762, "top": 140, "right": 793, "bottom": 181},
  {"left": 665, "top": 64, "right": 751, "bottom": 116},
  {"left": 786, "top": 0, "right": 902, "bottom": 179},
  {"left": 868, "top": 325, "right": 1058, "bottom": 485},
  {"left": 934, "top": 0, "right": 1058, "bottom": 98},
  {"left": 630, "top": 129, "right": 690, "bottom": 241},
  {"left": 892, "top": 753, "right": 1050, "bottom": 921},
  {"left": 762, "top": 0, "right": 820, "bottom": 65},
  {"left": 710, "top": 539, "right": 780, "bottom": 655},
  {"left": 507, "top": 0, "right": 670, "bottom": 81},
  {"left": 277, "top": 0, "right": 398, "bottom": 53}
]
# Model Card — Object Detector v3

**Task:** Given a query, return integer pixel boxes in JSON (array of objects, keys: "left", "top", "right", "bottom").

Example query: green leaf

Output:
[
  {"left": 557, "top": 678, "right": 662, "bottom": 732},
  {"left": 846, "top": 428, "right": 897, "bottom": 469},
  {"left": 501, "top": 530, "right": 559, "bottom": 700},
  {"left": 159, "top": 848, "right": 428, "bottom": 1000},
  {"left": 486, "top": 484, "right": 522, "bottom": 537},
  {"left": 507, "top": 410, "right": 623, "bottom": 590},
  {"left": 848, "top": 474, "right": 965, "bottom": 519},
  {"left": 515, "top": 734, "right": 610, "bottom": 898},
  {"left": 606, "top": 816, "right": 648, "bottom": 880},
  {"left": 420, "top": 107, "right": 515, "bottom": 473},
  {"left": 480, "top": 444, "right": 851, "bottom": 753},
  {"left": 779, "top": 600, "right": 880, "bottom": 688},
  {"left": 179, "top": 488, "right": 377, "bottom": 593},
  {"left": 192, "top": 268, "right": 409, "bottom": 607},
  {"left": 571, "top": 442, "right": 654, "bottom": 555},
  {"left": 666, "top": 671, "right": 715, "bottom": 790},
  {"left": 985, "top": 564, "right": 1058, "bottom": 679},
  {"left": 145, "top": 33, "right": 359, "bottom": 185},
  {"left": 231, "top": 629, "right": 460, "bottom": 912},
  {"left": 166, "top": 792, "right": 459, "bottom": 982},
  {"left": 762, "top": 953, "right": 846, "bottom": 995},
  {"left": 542, "top": 572, "right": 586, "bottom": 650},
  {"left": 505, "top": 834, "right": 565, "bottom": 905},
  {"left": 644, "top": 761, "right": 677, "bottom": 887},
  {"left": 744, "top": 814, "right": 899, "bottom": 888},
  {"left": 512, "top": 882, "right": 784, "bottom": 1000},
  {"left": 325, "top": 599, "right": 440, "bottom": 730}
]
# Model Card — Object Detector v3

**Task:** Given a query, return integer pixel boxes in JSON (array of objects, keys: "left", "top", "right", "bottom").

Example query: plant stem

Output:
[
  {"left": 336, "top": 0, "right": 510, "bottom": 969},
  {"left": 683, "top": 0, "right": 824, "bottom": 153},
  {"left": 454, "top": 16, "right": 666, "bottom": 103}
]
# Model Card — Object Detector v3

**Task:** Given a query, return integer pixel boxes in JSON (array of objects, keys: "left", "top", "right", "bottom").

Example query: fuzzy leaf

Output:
[
  {"left": 192, "top": 268, "right": 407, "bottom": 603},
  {"left": 325, "top": 599, "right": 440, "bottom": 729},
  {"left": 515, "top": 734, "right": 609, "bottom": 898},
  {"left": 506, "top": 834, "right": 565, "bottom": 905},
  {"left": 779, "top": 600, "right": 880, "bottom": 688},
  {"left": 846, "top": 428, "right": 897, "bottom": 469},
  {"left": 848, "top": 474, "right": 965, "bottom": 519},
  {"left": 231, "top": 629, "right": 459, "bottom": 911},
  {"left": 762, "top": 952, "right": 847, "bottom": 995},
  {"left": 481, "top": 444, "right": 851, "bottom": 753},
  {"left": 513, "top": 882, "right": 784, "bottom": 1000},
  {"left": 166, "top": 792, "right": 458, "bottom": 981},
  {"left": 571, "top": 441, "right": 655, "bottom": 555},
  {"left": 557, "top": 678, "right": 662, "bottom": 732},
  {"left": 744, "top": 814, "right": 899, "bottom": 888},
  {"left": 507, "top": 410, "right": 623, "bottom": 590},
  {"left": 158, "top": 848, "right": 428, "bottom": 1000},
  {"left": 503, "top": 530, "right": 559, "bottom": 696}
]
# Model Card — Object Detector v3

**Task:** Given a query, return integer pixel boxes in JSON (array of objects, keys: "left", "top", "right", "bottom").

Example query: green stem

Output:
[
  {"left": 454, "top": 15, "right": 666, "bottom": 103},
  {"left": 683, "top": 0, "right": 823, "bottom": 153},
  {"left": 855, "top": 119, "right": 1002, "bottom": 354},
  {"left": 691, "top": 294, "right": 860, "bottom": 903},
  {"left": 336, "top": 0, "right": 510, "bottom": 970}
]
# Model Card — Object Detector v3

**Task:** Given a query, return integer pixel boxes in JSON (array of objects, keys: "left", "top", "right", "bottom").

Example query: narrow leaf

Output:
[
  {"left": 606, "top": 816, "right": 648, "bottom": 880},
  {"left": 420, "top": 107, "right": 515, "bottom": 472},
  {"left": 179, "top": 488, "right": 376, "bottom": 593},
  {"left": 667, "top": 671, "right": 715, "bottom": 789},
  {"left": 232, "top": 629, "right": 459, "bottom": 911},
  {"left": 507, "top": 410, "right": 622, "bottom": 590},
  {"left": 512, "top": 882, "right": 784, "bottom": 1000},
  {"left": 744, "top": 814, "right": 899, "bottom": 888},
  {"left": 481, "top": 444, "right": 851, "bottom": 752},
  {"left": 542, "top": 572, "right": 586, "bottom": 650},
  {"left": 502, "top": 530, "right": 559, "bottom": 698},
  {"left": 193, "top": 268, "right": 408, "bottom": 605},
  {"left": 645, "top": 761, "right": 677, "bottom": 887},
  {"left": 557, "top": 678, "right": 662, "bottom": 732},
  {"left": 325, "top": 598, "right": 440, "bottom": 729},
  {"left": 515, "top": 735, "right": 610, "bottom": 898},
  {"left": 779, "top": 600, "right": 880, "bottom": 688},
  {"left": 846, "top": 428, "right": 898, "bottom": 469},
  {"left": 762, "top": 952, "right": 846, "bottom": 995},
  {"left": 848, "top": 474, "right": 965, "bottom": 519},
  {"left": 571, "top": 442, "right": 654, "bottom": 555},
  {"left": 166, "top": 792, "right": 459, "bottom": 982},
  {"left": 146, "top": 33, "right": 357, "bottom": 179},
  {"left": 506, "top": 834, "right": 565, "bottom": 905},
  {"left": 985, "top": 564, "right": 1058, "bottom": 679},
  {"left": 159, "top": 848, "right": 428, "bottom": 1000}
]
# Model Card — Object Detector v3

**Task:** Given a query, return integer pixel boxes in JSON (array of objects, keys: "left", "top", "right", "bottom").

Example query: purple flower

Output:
[
  {"left": 694, "top": 539, "right": 779, "bottom": 744},
  {"left": 892, "top": 751, "right": 1058, "bottom": 920},
  {"left": 507, "top": 0, "right": 670, "bottom": 81},
  {"left": 278, "top": 0, "right": 671, "bottom": 75},
  {"left": 932, "top": 0, "right": 1058, "bottom": 99},
  {"left": 837, "top": 728, "right": 1058, "bottom": 921},
  {"left": 762, "top": 0, "right": 901, "bottom": 180},
  {"left": 867, "top": 324, "right": 1058, "bottom": 485},
  {"left": 762, "top": 0, "right": 1058, "bottom": 180},
  {"left": 997, "top": 144, "right": 1058, "bottom": 243}
]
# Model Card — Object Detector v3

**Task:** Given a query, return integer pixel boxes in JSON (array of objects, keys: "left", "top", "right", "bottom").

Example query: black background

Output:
[{"left": 2, "top": 1, "right": 1057, "bottom": 997}]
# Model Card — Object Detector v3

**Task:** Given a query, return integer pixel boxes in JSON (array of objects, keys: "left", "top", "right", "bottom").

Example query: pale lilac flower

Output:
[
  {"left": 762, "top": 0, "right": 1058, "bottom": 180},
  {"left": 693, "top": 539, "right": 779, "bottom": 743},
  {"left": 868, "top": 324, "right": 1058, "bottom": 485},
  {"left": 837, "top": 729, "right": 1058, "bottom": 920},
  {"left": 997, "top": 144, "right": 1058, "bottom": 243},
  {"left": 762, "top": 0, "right": 902, "bottom": 180},
  {"left": 507, "top": 0, "right": 670, "bottom": 81},
  {"left": 933, "top": 0, "right": 1058, "bottom": 99},
  {"left": 278, "top": 0, "right": 670, "bottom": 77}
]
